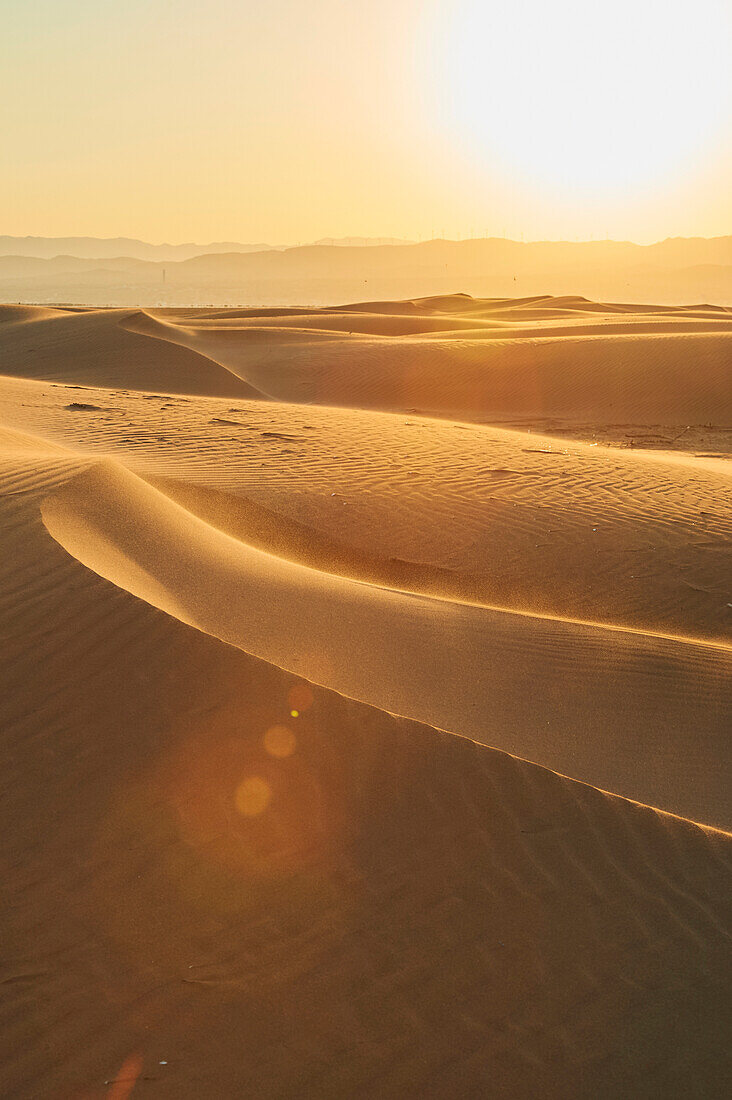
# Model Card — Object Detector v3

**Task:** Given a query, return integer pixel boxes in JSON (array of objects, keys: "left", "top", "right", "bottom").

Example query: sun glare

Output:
[{"left": 426, "top": 0, "right": 732, "bottom": 193}]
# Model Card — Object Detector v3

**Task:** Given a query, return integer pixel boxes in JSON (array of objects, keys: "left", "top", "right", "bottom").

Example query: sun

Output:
[{"left": 424, "top": 0, "right": 732, "bottom": 194}]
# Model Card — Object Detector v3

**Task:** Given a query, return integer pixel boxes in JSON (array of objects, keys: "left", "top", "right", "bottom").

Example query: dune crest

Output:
[
  {"left": 40, "top": 455, "right": 732, "bottom": 830},
  {"left": 119, "top": 298, "right": 732, "bottom": 428}
]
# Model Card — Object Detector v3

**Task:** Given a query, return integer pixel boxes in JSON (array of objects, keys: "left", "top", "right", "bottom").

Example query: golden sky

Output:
[{"left": 2, "top": 0, "right": 731, "bottom": 244}]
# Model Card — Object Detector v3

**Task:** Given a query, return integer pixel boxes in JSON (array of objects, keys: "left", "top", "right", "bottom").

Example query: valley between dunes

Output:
[{"left": 0, "top": 295, "right": 730, "bottom": 1097}]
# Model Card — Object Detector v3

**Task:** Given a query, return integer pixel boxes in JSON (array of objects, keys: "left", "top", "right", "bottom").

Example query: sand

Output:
[{"left": 0, "top": 295, "right": 730, "bottom": 1097}]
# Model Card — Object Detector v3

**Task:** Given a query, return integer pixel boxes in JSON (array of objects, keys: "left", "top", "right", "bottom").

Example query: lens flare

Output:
[
  {"left": 264, "top": 725, "right": 296, "bottom": 758},
  {"left": 235, "top": 776, "right": 272, "bottom": 817}
]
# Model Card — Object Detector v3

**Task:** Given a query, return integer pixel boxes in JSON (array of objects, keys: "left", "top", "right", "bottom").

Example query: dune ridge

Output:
[
  {"left": 120, "top": 299, "right": 732, "bottom": 428},
  {"left": 0, "top": 304, "right": 260, "bottom": 397},
  {"left": 41, "top": 455, "right": 731, "bottom": 830},
  {"left": 3, "top": 296, "right": 728, "bottom": 431},
  {"left": 3, "top": 367, "right": 729, "bottom": 644}
]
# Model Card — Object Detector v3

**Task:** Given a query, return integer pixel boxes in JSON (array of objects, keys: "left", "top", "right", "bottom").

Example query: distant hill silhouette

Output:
[
  {"left": 0, "top": 235, "right": 417, "bottom": 261},
  {"left": 0, "top": 236, "right": 278, "bottom": 262},
  {"left": 1, "top": 236, "right": 730, "bottom": 306},
  {"left": 312, "top": 237, "right": 415, "bottom": 247}
]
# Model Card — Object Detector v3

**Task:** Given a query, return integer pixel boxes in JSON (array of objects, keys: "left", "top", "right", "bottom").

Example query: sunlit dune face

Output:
[{"left": 425, "top": 0, "right": 732, "bottom": 192}]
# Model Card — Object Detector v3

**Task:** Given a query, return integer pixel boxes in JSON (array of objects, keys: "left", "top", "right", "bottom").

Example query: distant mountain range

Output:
[
  {"left": 0, "top": 235, "right": 416, "bottom": 262},
  {"left": 0, "top": 236, "right": 730, "bottom": 307},
  {"left": 311, "top": 237, "right": 415, "bottom": 248},
  {"left": 0, "top": 236, "right": 279, "bottom": 262}
]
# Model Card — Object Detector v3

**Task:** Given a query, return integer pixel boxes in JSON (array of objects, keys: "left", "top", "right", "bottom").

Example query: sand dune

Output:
[
  {"left": 0, "top": 304, "right": 258, "bottom": 397},
  {"left": 124, "top": 300, "right": 732, "bottom": 425},
  {"left": 41, "top": 455, "right": 732, "bottom": 829},
  {"left": 4, "top": 295, "right": 729, "bottom": 429},
  {"left": 0, "top": 297, "right": 730, "bottom": 1096}
]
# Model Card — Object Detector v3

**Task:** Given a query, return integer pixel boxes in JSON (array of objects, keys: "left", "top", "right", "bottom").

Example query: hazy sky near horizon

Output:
[{"left": 2, "top": 0, "right": 731, "bottom": 244}]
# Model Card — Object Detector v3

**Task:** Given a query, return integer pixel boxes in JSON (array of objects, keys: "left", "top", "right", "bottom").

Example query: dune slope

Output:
[
  {"left": 122, "top": 296, "right": 732, "bottom": 427},
  {"left": 0, "top": 296, "right": 730, "bottom": 1098},
  {"left": 42, "top": 456, "right": 732, "bottom": 829},
  {"left": 0, "top": 305, "right": 260, "bottom": 397}
]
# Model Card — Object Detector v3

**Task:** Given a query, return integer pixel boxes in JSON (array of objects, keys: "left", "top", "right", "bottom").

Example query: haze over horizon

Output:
[
  {"left": 4, "top": 231, "right": 732, "bottom": 252},
  {"left": 3, "top": 0, "right": 731, "bottom": 246},
  {"left": 3, "top": 232, "right": 732, "bottom": 307}
]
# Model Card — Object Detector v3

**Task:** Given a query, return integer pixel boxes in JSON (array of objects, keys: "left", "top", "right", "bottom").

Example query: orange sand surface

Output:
[{"left": 0, "top": 296, "right": 730, "bottom": 1097}]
